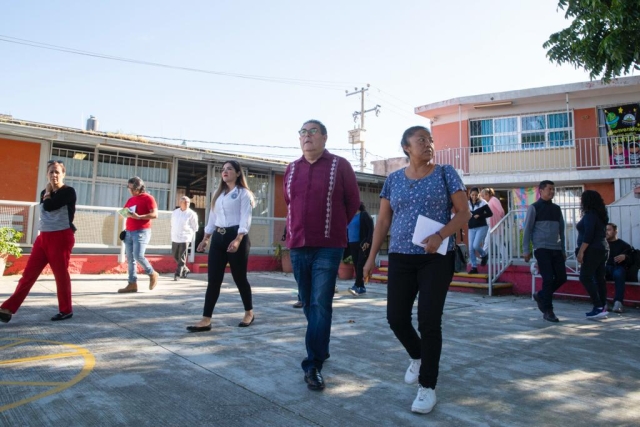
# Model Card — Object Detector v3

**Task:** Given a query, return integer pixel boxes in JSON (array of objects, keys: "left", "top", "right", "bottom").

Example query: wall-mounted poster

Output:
[{"left": 603, "top": 103, "right": 640, "bottom": 167}]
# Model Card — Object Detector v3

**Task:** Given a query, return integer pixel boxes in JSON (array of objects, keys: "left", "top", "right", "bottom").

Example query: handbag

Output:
[
  {"left": 454, "top": 243, "right": 469, "bottom": 273},
  {"left": 119, "top": 230, "right": 126, "bottom": 241}
]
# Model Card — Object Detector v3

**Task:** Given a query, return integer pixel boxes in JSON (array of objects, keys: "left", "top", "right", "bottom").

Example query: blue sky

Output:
[{"left": 1, "top": 1, "right": 595, "bottom": 170}]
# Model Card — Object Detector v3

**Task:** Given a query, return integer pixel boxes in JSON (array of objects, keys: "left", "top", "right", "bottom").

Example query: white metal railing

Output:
[
  {"left": 0, "top": 199, "right": 287, "bottom": 261},
  {"left": 485, "top": 202, "right": 637, "bottom": 291},
  {"left": 435, "top": 136, "right": 636, "bottom": 176}
]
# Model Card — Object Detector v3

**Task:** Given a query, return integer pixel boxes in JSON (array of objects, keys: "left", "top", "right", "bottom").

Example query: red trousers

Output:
[{"left": 1, "top": 228, "right": 75, "bottom": 314}]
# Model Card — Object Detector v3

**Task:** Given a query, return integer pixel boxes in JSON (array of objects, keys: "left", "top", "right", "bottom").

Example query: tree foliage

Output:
[{"left": 544, "top": 0, "right": 640, "bottom": 82}]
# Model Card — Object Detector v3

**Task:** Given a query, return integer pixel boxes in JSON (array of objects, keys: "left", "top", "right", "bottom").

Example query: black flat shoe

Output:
[
  {"left": 51, "top": 312, "right": 73, "bottom": 321},
  {"left": 0, "top": 311, "right": 12, "bottom": 323},
  {"left": 186, "top": 324, "right": 211, "bottom": 332},
  {"left": 238, "top": 315, "right": 255, "bottom": 327},
  {"left": 304, "top": 367, "right": 325, "bottom": 391}
]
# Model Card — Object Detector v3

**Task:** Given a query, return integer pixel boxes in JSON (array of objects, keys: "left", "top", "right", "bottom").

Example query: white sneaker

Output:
[
  {"left": 612, "top": 301, "right": 623, "bottom": 313},
  {"left": 404, "top": 359, "right": 421, "bottom": 384},
  {"left": 411, "top": 385, "right": 437, "bottom": 414}
]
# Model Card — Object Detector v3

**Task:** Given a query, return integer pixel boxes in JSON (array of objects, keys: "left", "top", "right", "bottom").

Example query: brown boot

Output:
[
  {"left": 118, "top": 282, "right": 138, "bottom": 293},
  {"left": 149, "top": 272, "right": 159, "bottom": 290}
]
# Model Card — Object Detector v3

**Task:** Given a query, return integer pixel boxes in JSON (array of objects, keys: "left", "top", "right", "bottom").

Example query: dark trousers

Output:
[
  {"left": 386, "top": 251, "right": 454, "bottom": 389},
  {"left": 202, "top": 227, "right": 252, "bottom": 317},
  {"left": 534, "top": 249, "right": 567, "bottom": 310},
  {"left": 171, "top": 242, "right": 189, "bottom": 276},
  {"left": 606, "top": 264, "right": 626, "bottom": 303},
  {"left": 580, "top": 248, "right": 608, "bottom": 307},
  {"left": 2, "top": 229, "right": 75, "bottom": 314},
  {"left": 349, "top": 242, "right": 369, "bottom": 287}
]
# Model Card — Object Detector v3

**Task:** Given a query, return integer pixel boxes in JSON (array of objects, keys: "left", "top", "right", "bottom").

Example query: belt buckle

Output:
[{"left": 217, "top": 227, "right": 226, "bottom": 235}]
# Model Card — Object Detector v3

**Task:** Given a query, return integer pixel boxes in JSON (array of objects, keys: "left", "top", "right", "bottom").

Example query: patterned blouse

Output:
[{"left": 380, "top": 164, "right": 466, "bottom": 254}]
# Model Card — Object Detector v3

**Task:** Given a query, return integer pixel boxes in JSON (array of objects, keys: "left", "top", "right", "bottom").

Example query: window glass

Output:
[
  {"left": 521, "top": 115, "right": 546, "bottom": 131},
  {"left": 246, "top": 172, "right": 269, "bottom": 217},
  {"left": 470, "top": 120, "right": 492, "bottom": 136}
]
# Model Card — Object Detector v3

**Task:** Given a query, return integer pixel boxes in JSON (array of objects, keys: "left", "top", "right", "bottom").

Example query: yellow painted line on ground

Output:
[
  {"left": 0, "top": 352, "right": 80, "bottom": 366},
  {"left": 0, "top": 351, "right": 82, "bottom": 365},
  {"left": 0, "top": 340, "right": 95, "bottom": 413},
  {"left": 0, "top": 381, "right": 65, "bottom": 387}
]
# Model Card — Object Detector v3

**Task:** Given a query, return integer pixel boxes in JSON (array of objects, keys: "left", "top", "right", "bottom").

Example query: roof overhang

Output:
[{"left": 414, "top": 75, "right": 640, "bottom": 119}]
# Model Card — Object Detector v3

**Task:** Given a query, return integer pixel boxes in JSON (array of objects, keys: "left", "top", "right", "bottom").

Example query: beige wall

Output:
[{"left": 468, "top": 146, "right": 611, "bottom": 174}]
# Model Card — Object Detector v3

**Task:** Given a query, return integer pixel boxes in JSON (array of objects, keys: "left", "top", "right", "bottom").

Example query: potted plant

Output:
[
  {"left": 0, "top": 227, "right": 23, "bottom": 276},
  {"left": 338, "top": 255, "right": 355, "bottom": 280},
  {"left": 274, "top": 243, "right": 293, "bottom": 273}
]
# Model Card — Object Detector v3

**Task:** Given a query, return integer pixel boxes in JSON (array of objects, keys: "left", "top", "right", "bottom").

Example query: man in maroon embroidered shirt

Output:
[{"left": 284, "top": 119, "right": 360, "bottom": 391}]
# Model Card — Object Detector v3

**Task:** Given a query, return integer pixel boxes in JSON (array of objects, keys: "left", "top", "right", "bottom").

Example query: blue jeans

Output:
[
  {"left": 125, "top": 229, "right": 154, "bottom": 283},
  {"left": 606, "top": 264, "right": 626, "bottom": 303},
  {"left": 290, "top": 247, "right": 343, "bottom": 372},
  {"left": 468, "top": 226, "right": 488, "bottom": 267}
]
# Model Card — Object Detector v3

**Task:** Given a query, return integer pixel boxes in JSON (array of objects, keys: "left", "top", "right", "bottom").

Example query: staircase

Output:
[{"left": 369, "top": 261, "right": 513, "bottom": 295}]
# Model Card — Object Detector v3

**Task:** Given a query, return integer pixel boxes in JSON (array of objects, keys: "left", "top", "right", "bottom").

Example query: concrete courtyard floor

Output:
[{"left": 1, "top": 272, "right": 639, "bottom": 427}]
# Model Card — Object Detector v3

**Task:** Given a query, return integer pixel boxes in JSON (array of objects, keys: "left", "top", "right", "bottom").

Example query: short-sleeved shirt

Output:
[
  {"left": 380, "top": 164, "right": 466, "bottom": 254},
  {"left": 125, "top": 193, "right": 157, "bottom": 231}
]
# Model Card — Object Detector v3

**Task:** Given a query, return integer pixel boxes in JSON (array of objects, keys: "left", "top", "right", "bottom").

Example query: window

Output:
[
  {"left": 246, "top": 172, "right": 269, "bottom": 217},
  {"left": 470, "top": 111, "right": 574, "bottom": 152},
  {"left": 51, "top": 145, "right": 172, "bottom": 209}
]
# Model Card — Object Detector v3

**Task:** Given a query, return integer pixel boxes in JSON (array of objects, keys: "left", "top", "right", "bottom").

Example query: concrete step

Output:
[{"left": 454, "top": 272, "right": 489, "bottom": 281}]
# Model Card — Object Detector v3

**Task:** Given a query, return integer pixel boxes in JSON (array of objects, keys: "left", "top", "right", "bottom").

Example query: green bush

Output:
[{"left": 0, "top": 227, "right": 23, "bottom": 259}]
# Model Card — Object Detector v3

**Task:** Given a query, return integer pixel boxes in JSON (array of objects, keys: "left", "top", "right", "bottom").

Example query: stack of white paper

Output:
[{"left": 411, "top": 215, "right": 449, "bottom": 255}]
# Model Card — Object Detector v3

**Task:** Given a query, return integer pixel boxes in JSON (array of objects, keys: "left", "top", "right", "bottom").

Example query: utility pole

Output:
[{"left": 346, "top": 83, "right": 380, "bottom": 172}]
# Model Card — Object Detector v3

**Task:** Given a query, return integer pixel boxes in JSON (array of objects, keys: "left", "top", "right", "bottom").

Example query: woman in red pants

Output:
[{"left": 0, "top": 160, "right": 76, "bottom": 323}]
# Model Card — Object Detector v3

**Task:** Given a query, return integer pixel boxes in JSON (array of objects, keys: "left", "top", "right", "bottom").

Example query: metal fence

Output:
[
  {"left": 0, "top": 200, "right": 286, "bottom": 262},
  {"left": 434, "top": 136, "right": 627, "bottom": 176},
  {"left": 486, "top": 202, "right": 639, "bottom": 293}
]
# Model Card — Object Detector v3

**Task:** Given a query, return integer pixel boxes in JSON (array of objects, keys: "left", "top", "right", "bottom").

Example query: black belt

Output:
[{"left": 215, "top": 226, "right": 239, "bottom": 235}]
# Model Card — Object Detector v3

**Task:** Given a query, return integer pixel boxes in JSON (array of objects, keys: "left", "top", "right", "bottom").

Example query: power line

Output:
[
  {"left": 141, "top": 134, "right": 357, "bottom": 153},
  {"left": 0, "top": 34, "right": 360, "bottom": 90},
  {"left": 370, "top": 86, "right": 416, "bottom": 109}
]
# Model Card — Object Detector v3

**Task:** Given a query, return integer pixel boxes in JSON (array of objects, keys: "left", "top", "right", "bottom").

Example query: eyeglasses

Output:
[
  {"left": 298, "top": 128, "right": 320, "bottom": 137},
  {"left": 47, "top": 160, "right": 64, "bottom": 165}
]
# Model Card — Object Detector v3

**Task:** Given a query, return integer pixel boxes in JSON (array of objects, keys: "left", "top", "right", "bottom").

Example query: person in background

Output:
[
  {"left": 171, "top": 196, "right": 199, "bottom": 280},
  {"left": 576, "top": 190, "right": 609, "bottom": 319},
  {"left": 363, "top": 126, "right": 469, "bottom": 415},
  {"left": 118, "top": 177, "right": 160, "bottom": 293},
  {"left": 467, "top": 187, "right": 492, "bottom": 274},
  {"left": 0, "top": 160, "right": 77, "bottom": 323},
  {"left": 523, "top": 180, "right": 566, "bottom": 323},
  {"left": 187, "top": 160, "right": 255, "bottom": 332},
  {"left": 481, "top": 188, "right": 505, "bottom": 253},
  {"left": 284, "top": 119, "right": 360, "bottom": 391},
  {"left": 605, "top": 223, "right": 632, "bottom": 313},
  {"left": 347, "top": 202, "right": 374, "bottom": 296}
]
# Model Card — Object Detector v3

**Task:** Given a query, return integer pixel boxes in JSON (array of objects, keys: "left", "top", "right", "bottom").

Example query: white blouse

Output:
[{"left": 204, "top": 187, "right": 253, "bottom": 235}]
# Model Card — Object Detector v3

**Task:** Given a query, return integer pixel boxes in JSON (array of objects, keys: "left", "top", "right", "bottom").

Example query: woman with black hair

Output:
[
  {"left": 576, "top": 190, "right": 610, "bottom": 319},
  {"left": 0, "top": 160, "right": 76, "bottom": 323},
  {"left": 187, "top": 160, "right": 256, "bottom": 332},
  {"left": 363, "top": 126, "right": 470, "bottom": 414},
  {"left": 467, "top": 187, "right": 493, "bottom": 274}
]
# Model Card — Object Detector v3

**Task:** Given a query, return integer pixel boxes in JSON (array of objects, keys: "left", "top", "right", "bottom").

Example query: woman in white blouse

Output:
[{"left": 187, "top": 161, "right": 256, "bottom": 332}]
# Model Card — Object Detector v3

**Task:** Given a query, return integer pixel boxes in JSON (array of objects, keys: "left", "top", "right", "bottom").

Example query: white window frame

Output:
[{"left": 470, "top": 110, "right": 575, "bottom": 153}]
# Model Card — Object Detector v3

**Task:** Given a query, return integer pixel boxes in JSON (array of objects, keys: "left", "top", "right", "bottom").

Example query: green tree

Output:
[{"left": 544, "top": 0, "right": 640, "bottom": 82}]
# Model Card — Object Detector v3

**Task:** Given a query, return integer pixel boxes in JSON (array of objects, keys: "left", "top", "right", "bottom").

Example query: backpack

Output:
[{"left": 625, "top": 247, "right": 640, "bottom": 282}]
